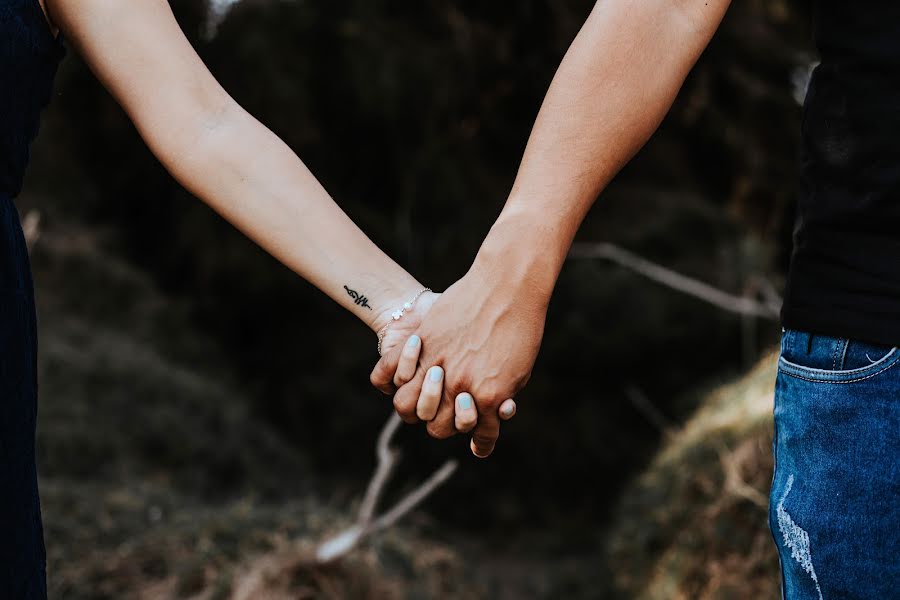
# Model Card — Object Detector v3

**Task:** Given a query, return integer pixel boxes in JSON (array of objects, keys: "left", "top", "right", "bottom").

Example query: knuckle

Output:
[
  {"left": 517, "top": 370, "right": 532, "bottom": 390},
  {"left": 370, "top": 370, "right": 387, "bottom": 388},
  {"left": 458, "top": 412, "right": 477, "bottom": 427},
  {"left": 443, "top": 377, "right": 469, "bottom": 398},
  {"left": 393, "top": 395, "right": 414, "bottom": 416},
  {"left": 476, "top": 396, "right": 503, "bottom": 414},
  {"left": 426, "top": 421, "right": 454, "bottom": 440},
  {"left": 472, "top": 386, "right": 511, "bottom": 410},
  {"left": 416, "top": 402, "right": 437, "bottom": 421}
]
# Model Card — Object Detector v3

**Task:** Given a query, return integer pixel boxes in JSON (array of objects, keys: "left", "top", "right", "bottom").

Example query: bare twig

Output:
[
  {"left": 370, "top": 460, "right": 458, "bottom": 531},
  {"left": 315, "top": 413, "right": 458, "bottom": 564},
  {"left": 624, "top": 385, "right": 678, "bottom": 440},
  {"left": 745, "top": 274, "right": 783, "bottom": 318},
  {"left": 569, "top": 242, "right": 780, "bottom": 320},
  {"left": 358, "top": 413, "right": 402, "bottom": 522}
]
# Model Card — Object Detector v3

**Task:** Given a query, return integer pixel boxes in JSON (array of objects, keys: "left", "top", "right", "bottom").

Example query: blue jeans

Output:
[{"left": 771, "top": 329, "right": 900, "bottom": 599}]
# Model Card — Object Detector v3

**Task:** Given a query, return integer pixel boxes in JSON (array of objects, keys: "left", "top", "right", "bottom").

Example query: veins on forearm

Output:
[{"left": 344, "top": 285, "right": 373, "bottom": 310}]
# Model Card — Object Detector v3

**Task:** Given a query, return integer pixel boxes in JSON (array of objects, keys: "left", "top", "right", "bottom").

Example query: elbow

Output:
[
  {"left": 153, "top": 93, "right": 240, "bottom": 186},
  {"left": 194, "top": 93, "right": 237, "bottom": 143},
  {"left": 669, "top": 0, "right": 731, "bottom": 37}
]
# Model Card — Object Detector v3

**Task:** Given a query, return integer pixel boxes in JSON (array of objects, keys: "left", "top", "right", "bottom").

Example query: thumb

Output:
[{"left": 370, "top": 340, "right": 405, "bottom": 395}]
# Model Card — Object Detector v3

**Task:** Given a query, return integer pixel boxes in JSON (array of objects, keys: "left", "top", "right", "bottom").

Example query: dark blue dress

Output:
[{"left": 1, "top": 1, "right": 64, "bottom": 596}]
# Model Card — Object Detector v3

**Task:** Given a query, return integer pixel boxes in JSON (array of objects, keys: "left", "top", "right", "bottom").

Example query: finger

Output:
[
  {"left": 470, "top": 412, "right": 500, "bottom": 458},
  {"left": 425, "top": 389, "right": 457, "bottom": 439},
  {"left": 454, "top": 392, "right": 478, "bottom": 433},
  {"left": 370, "top": 344, "right": 403, "bottom": 395},
  {"left": 498, "top": 399, "right": 517, "bottom": 421},
  {"left": 393, "top": 367, "right": 425, "bottom": 424},
  {"left": 393, "top": 335, "right": 422, "bottom": 387},
  {"left": 416, "top": 366, "right": 444, "bottom": 421}
]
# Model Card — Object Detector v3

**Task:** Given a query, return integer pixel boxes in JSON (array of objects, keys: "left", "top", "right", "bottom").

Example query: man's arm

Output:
[
  {"left": 372, "top": 0, "right": 731, "bottom": 457},
  {"left": 489, "top": 0, "right": 730, "bottom": 283}
]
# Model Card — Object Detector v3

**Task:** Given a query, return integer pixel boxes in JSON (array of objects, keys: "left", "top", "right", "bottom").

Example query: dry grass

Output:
[
  {"left": 605, "top": 354, "right": 780, "bottom": 600},
  {"left": 31, "top": 223, "right": 481, "bottom": 599}
]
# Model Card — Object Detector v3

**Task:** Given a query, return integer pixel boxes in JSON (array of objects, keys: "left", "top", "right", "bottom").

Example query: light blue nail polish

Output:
[
  {"left": 407, "top": 335, "right": 420, "bottom": 347},
  {"left": 457, "top": 393, "right": 473, "bottom": 410},
  {"left": 429, "top": 366, "right": 443, "bottom": 382}
]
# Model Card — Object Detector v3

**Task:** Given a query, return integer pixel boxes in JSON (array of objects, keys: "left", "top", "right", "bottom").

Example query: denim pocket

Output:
[{"left": 778, "top": 329, "right": 900, "bottom": 384}]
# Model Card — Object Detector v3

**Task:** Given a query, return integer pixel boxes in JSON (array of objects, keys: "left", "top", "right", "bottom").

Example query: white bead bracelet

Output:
[{"left": 376, "top": 287, "right": 431, "bottom": 356}]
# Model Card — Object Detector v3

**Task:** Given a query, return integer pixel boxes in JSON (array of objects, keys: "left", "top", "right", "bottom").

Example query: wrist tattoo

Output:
[{"left": 343, "top": 285, "right": 373, "bottom": 310}]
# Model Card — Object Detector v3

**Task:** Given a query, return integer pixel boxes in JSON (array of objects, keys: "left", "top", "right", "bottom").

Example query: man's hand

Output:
[
  {"left": 371, "top": 245, "right": 548, "bottom": 458},
  {"left": 374, "top": 0, "right": 730, "bottom": 457}
]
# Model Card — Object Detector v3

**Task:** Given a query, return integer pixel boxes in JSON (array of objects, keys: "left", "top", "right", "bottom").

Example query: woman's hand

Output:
[
  {"left": 371, "top": 255, "right": 545, "bottom": 457},
  {"left": 374, "top": 291, "right": 440, "bottom": 367},
  {"left": 374, "top": 290, "right": 517, "bottom": 436}
]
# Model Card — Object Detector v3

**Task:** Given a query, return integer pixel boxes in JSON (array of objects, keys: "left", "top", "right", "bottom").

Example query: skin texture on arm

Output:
[
  {"left": 46, "top": 0, "right": 423, "bottom": 335},
  {"left": 372, "top": 0, "right": 732, "bottom": 457}
]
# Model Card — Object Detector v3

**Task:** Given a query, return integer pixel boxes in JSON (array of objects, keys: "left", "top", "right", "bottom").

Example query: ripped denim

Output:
[{"left": 771, "top": 329, "right": 900, "bottom": 599}]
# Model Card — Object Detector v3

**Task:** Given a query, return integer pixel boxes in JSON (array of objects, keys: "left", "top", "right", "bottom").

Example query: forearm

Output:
[
  {"left": 50, "top": 0, "right": 420, "bottom": 334},
  {"left": 176, "top": 103, "right": 422, "bottom": 332},
  {"left": 477, "top": 0, "right": 730, "bottom": 299}
]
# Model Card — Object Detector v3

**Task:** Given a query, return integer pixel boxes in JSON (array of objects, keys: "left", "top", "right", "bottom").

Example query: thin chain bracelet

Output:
[{"left": 377, "top": 287, "right": 431, "bottom": 356}]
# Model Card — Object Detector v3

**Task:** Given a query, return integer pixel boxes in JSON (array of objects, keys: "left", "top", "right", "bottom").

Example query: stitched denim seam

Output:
[
  {"left": 839, "top": 339, "right": 849, "bottom": 370},
  {"left": 778, "top": 353, "right": 900, "bottom": 384},
  {"left": 781, "top": 345, "right": 898, "bottom": 375},
  {"left": 831, "top": 339, "right": 842, "bottom": 371}
]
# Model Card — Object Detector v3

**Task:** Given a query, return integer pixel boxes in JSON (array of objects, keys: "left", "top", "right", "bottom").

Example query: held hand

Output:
[
  {"left": 371, "top": 261, "right": 547, "bottom": 457},
  {"left": 373, "top": 291, "right": 440, "bottom": 379},
  {"left": 374, "top": 289, "right": 517, "bottom": 430}
]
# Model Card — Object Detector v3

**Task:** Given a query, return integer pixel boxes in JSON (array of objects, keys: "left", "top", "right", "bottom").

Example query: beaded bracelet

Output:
[{"left": 376, "top": 287, "right": 431, "bottom": 356}]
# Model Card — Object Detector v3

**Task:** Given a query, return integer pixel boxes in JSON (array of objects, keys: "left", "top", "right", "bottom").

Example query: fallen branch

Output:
[
  {"left": 357, "top": 413, "right": 402, "bottom": 523},
  {"left": 624, "top": 385, "right": 678, "bottom": 440},
  {"left": 369, "top": 460, "right": 458, "bottom": 532},
  {"left": 315, "top": 413, "right": 458, "bottom": 564},
  {"left": 569, "top": 242, "right": 781, "bottom": 320}
]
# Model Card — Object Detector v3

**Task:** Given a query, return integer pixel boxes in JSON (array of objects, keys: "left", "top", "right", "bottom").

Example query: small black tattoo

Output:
[{"left": 344, "top": 285, "right": 373, "bottom": 310}]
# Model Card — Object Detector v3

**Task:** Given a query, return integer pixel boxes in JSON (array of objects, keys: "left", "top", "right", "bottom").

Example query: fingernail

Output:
[
  {"left": 457, "top": 393, "right": 473, "bottom": 410},
  {"left": 429, "top": 366, "right": 443, "bottom": 382},
  {"left": 502, "top": 404, "right": 515, "bottom": 417},
  {"left": 406, "top": 335, "right": 420, "bottom": 348}
]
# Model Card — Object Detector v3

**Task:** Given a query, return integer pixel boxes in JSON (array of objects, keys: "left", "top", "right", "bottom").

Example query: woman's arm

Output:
[{"left": 47, "top": 0, "right": 421, "bottom": 334}]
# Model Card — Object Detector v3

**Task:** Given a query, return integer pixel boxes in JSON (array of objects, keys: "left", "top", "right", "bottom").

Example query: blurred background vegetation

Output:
[{"left": 18, "top": 0, "right": 813, "bottom": 597}]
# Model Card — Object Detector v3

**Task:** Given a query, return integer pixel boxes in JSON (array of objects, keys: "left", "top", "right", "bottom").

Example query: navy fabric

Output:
[{"left": 1, "top": 1, "right": 63, "bottom": 597}]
